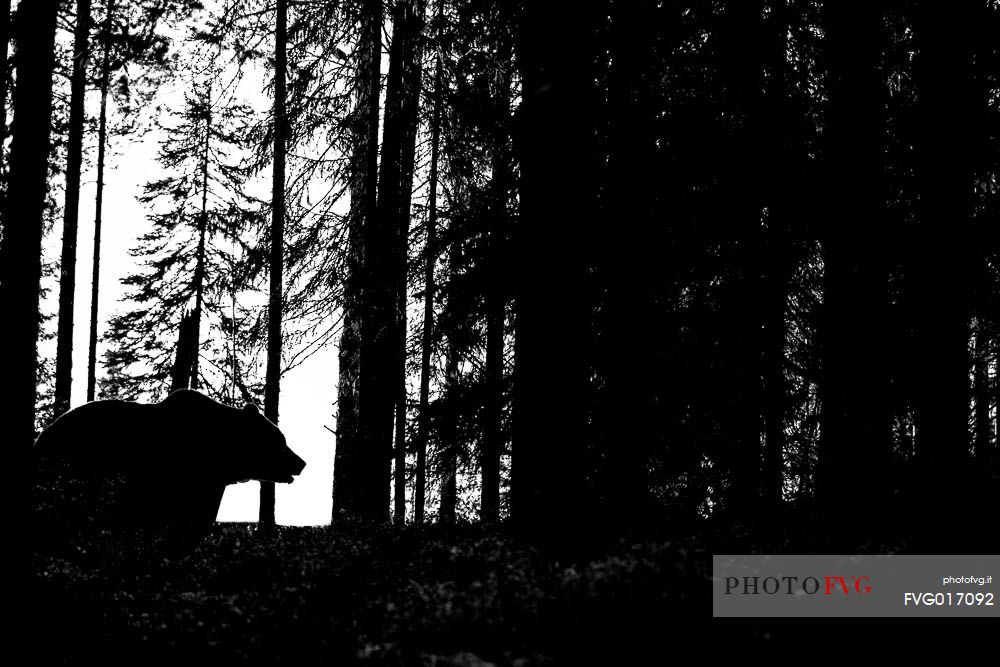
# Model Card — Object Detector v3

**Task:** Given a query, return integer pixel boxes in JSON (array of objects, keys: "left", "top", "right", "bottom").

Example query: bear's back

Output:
[
  {"left": 34, "top": 399, "right": 156, "bottom": 467},
  {"left": 32, "top": 397, "right": 215, "bottom": 558}
]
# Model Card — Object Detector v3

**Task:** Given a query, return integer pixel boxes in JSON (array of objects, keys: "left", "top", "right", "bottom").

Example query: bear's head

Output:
[
  {"left": 161, "top": 390, "right": 306, "bottom": 486},
  {"left": 232, "top": 402, "right": 307, "bottom": 485}
]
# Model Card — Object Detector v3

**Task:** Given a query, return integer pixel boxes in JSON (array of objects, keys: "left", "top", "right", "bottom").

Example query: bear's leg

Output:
[{"left": 165, "top": 481, "right": 228, "bottom": 556}]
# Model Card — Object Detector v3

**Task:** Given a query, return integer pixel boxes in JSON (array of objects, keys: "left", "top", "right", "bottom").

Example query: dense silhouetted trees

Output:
[{"left": 7, "top": 0, "right": 999, "bottom": 541}]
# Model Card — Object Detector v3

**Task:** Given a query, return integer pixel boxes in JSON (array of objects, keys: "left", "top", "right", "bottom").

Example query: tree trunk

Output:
[
  {"left": 760, "top": 0, "right": 793, "bottom": 510},
  {"left": 260, "top": 0, "right": 288, "bottom": 526},
  {"left": 0, "top": 0, "right": 60, "bottom": 450},
  {"left": 358, "top": 0, "right": 424, "bottom": 523},
  {"left": 360, "top": 0, "right": 407, "bottom": 525},
  {"left": 973, "top": 321, "right": 991, "bottom": 462},
  {"left": 168, "top": 105, "right": 210, "bottom": 397},
  {"left": 761, "top": 239, "right": 789, "bottom": 508},
  {"left": 393, "top": 326, "right": 407, "bottom": 525},
  {"left": 596, "top": 0, "right": 658, "bottom": 530},
  {"left": 480, "top": 27, "right": 513, "bottom": 524},
  {"left": 189, "top": 104, "right": 211, "bottom": 390},
  {"left": 87, "top": 0, "right": 115, "bottom": 402},
  {"left": 170, "top": 311, "right": 197, "bottom": 393},
  {"left": 438, "top": 344, "right": 459, "bottom": 524},
  {"left": 817, "top": 1, "right": 890, "bottom": 513},
  {"left": 0, "top": 0, "right": 11, "bottom": 172},
  {"left": 512, "top": 1, "right": 597, "bottom": 540},
  {"left": 391, "top": 0, "right": 426, "bottom": 527},
  {"left": 714, "top": 1, "right": 767, "bottom": 518},
  {"left": 414, "top": 5, "right": 443, "bottom": 524},
  {"left": 54, "top": 0, "right": 93, "bottom": 418},
  {"left": 438, "top": 202, "right": 466, "bottom": 526},
  {"left": 229, "top": 289, "right": 239, "bottom": 404},
  {"left": 480, "top": 249, "right": 504, "bottom": 523},
  {"left": 333, "top": 0, "right": 382, "bottom": 521},
  {"left": 911, "top": 2, "right": 974, "bottom": 475},
  {"left": 994, "top": 334, "right": 999, "bottom": 457}
]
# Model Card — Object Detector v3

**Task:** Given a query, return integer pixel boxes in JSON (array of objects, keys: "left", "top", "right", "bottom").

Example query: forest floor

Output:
[
  {"left": 30, "top": 521, "right": 711, "bottom": 663},
  {"left": 27, "top": 514, "right": 995, "bottom": 663}
]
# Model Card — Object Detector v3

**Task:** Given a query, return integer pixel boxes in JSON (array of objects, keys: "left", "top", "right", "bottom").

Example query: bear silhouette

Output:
[{"left": 32, "top": 389, "right": 306, "bottom": 556}]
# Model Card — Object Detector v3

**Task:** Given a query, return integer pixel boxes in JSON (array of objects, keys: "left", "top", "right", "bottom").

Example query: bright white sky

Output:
[
  {"left": 35, "top": 1, "right": 407, "bottom": 526},
  {"left": 57, "top": 138, "right": 338, "bottom": 525},
  {"left": 44, "top": 93, "right": 339, "bottom": 527}
]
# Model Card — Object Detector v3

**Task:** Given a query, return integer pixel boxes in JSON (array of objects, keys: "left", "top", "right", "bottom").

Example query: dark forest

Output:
[{"left": 4, "top": 0, "right": 999, "bottom": 661}]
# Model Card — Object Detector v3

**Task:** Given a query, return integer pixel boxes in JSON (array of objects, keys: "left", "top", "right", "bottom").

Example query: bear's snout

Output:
[
  {"left": 289, "top": 449, "right": 306, "bottom": 476},
  {"left": 274, "top": 446, "right": 306, "bottom": 483}
]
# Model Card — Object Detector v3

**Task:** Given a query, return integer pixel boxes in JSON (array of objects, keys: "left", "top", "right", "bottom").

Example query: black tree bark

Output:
[
  {"left": 438, "top": 340, "right": 459, "bottom": 524},
  {"left": 333, "top": 0, "right": 382, "bottom": 520},
  {"left": 170, "top": 311, "right": 198, "bottom": 394},
  {"left": 357, "top": 0, "right": 424, "bottom": 523},
  {"left": 760, "top": 0, "right": 796, "bottom": 510},
  {"left": 54, "top": 0, "right": 93, "bottom": 417},
  {"left": 817, "top": 1, "right": 891, "bottom": 513},
  {"left": 973, "top": 321, "right": 992, "bottom": 462},
  {"left": 0, "top": 0, "right": 11, "bottom": 172},
  {"left": 87, "top": 0, "right": 115, "bottom": 402},
  {"left": 595, "top": 0, "right": 661, "bottom": 530},
  {"left": 392, "top": 0, "right": 426, "bottom": 526},
  {"left": 480, "top": 25, "right": 513, "bottom": 525},
  {"left": 260, "top": 0, "right": 288, "bottom": 526},
  {"left": 512, "top": 1, "right": 597, "bottom": 540},
  {"left": 414, "top": 8, "right": 443, "bottom": 524},
  {"left": 189, "top": 107, "right": 211, "bottom": 390},
  {"left": 911, "top": 1, "right": 975, "bottom": 476},
  {"left": 716, "top": 1, "right": 766, "bottom": 518},
  {"left": 0, "top": 0, "right": 60, "bottom": 451}
]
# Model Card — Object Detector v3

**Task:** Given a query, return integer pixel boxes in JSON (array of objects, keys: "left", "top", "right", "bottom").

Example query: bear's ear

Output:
[{"left": 243, "top": 403, "right": 260, "bottom": 414}]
